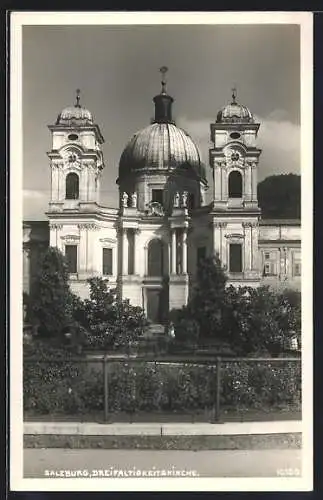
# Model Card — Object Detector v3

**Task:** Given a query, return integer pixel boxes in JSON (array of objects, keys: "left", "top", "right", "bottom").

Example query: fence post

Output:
[
  {"left": 216, "top": 356, "right": 222, "bottom": 422},
  {"left": 103, "top": 355, "right": 109, "bottom": 423},
  {"left": 212, "top": 356, "right": 222, "bottom": 423}
]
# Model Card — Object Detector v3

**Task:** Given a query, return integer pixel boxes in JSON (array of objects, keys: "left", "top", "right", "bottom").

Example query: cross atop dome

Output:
[
  {"left": 160, "top": 66, "right": 168, "bottom": 94},
  {"left": 231, "top": 85, "right": 237, "bottom": 104},
  {"left": 75, "top": 89, "right": 81, "bottom": 108}
]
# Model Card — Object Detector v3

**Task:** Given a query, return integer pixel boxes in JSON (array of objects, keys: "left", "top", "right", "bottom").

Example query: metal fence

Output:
[{"left": 24, "top": 355, "right": 301, "bottom": 423}]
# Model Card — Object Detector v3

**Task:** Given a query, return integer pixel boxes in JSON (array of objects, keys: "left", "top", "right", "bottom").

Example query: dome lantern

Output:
[
  {"left": 216, "top": 87, "right": 254, "bottom": 124},
  {"left": 152, "top": 66, "right": 175, "bottom": 124},
  {"left": 56, "top": 89, "right": 94, "bottom": 126}
]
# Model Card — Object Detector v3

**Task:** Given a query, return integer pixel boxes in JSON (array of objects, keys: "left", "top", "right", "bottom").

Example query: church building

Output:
[{"left": 23, "top": 69, "right": 301, "bottom": 325}]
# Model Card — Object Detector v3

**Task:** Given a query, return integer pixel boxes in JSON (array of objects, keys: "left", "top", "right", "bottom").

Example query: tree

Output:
[
  {"left": 74, "top": 277, "right": 148, "bottom": 351},
  {"left": 223, "top": 285, "right": 301, "bottom": 355},
  {"left": 29, "top": 247, "right": 74, "bottom": 339},
  {"left": 258, "top": 174, "right": 300, "bottom": 219},
  {"left": 185, "top": 254, "right": 228, "bottom": 339}
]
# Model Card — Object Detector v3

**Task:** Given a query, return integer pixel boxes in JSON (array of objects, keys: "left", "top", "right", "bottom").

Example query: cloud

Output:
[
  {"left": 23, "top": 189, "right": 47, "bottom": 199},
  {"left": 256, "top": 113, "right": 300, "bottom": 179},
  {"left": 177, "top": 112, "right": 300, "bottom": 183},
  {"left": 23, "top": 189, "right": 48, "bottom": 220}
]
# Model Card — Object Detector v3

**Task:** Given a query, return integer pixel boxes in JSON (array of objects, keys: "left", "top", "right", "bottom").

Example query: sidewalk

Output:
[{"left": 24, "top": 420, "right": 302, "bottom": 436}]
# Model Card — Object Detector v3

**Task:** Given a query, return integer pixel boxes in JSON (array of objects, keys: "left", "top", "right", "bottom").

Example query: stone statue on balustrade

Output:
[
  {"left": 182, "top": 191, "right": 188, "bottom": 208},
  {"left": 131, "top": 192, "right": 137, "bottom": 208},
  {"left": 122, "top": 192, "right": 128, "bottom": 208},
  {"left": 200, "top": 189, "right": 205, "bottom": 206},
  {"left": 173, "top": 191, "right": 180, "bottom": 208}
]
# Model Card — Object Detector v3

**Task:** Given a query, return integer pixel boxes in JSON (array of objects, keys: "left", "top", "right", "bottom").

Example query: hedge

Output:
[{"left": 24, "top": 352, "right": 301, "bottom": 415}]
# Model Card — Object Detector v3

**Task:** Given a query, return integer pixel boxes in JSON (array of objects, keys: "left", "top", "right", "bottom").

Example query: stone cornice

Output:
[
  {"left": 47, "top": 123, "right": 105, "bottom": 144},
  {"left": 225, "top": 233, "right": 245, "bottom": 239},
  {"left": 49, "top": 223, "right": 63, "bottom": 230},
  {"left": 78, "top": 223, "right": 100, "bottom": 231},
  {"left": 60, "top": 234, "right": 80, "bottom": 241}
]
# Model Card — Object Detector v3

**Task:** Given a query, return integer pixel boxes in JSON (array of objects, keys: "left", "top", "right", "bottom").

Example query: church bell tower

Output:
[
  {"left": 209, "top": 89, "right": 262, "bottom": 285},
  {"left": 47, "top": 89, "right": 105, "bottom": 212}
]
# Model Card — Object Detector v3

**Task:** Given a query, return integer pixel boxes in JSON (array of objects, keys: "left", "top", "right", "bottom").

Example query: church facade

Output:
[{"left": 23, "top": 73, "right": 301, "bottom": 324}]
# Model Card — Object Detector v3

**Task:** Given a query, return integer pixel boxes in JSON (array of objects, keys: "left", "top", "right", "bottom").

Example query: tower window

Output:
[
  {"left": 102, "top": 248, "right": 113, "bottom": 276},
  {"left": 152, "top": 189, "right": 163, "bottom": 205},
  {"left": 65, "top": 245, "right": 77, "bottom": 274},
  {"left": 68, "top": 133, "right": 79, "bottom": 141},
  {"left": 228, "top": 171, "right": 243, "bottom": 198},
  {"left": 230, "top": 132, "right": 241, "bottom": 140},
  {"left": 229, "top": 243, "right": 242, "bottom": 273},
  {"left": 65, "top": 172, "right": 79, "bottom": 200}
]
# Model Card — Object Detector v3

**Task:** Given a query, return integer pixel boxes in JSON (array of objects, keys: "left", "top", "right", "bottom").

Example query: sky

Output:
[{"left": 22, "top": 23, "right": 300, "bottom": 220}]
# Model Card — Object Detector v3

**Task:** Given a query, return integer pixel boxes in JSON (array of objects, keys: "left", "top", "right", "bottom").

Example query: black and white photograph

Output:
[{"left": 10, "top": 11, "right": 313, "bottom": 491}]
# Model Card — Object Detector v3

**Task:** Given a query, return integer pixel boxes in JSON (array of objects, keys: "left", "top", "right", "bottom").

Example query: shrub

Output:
[
  {"left": 23, "top": 340, "right": 87, "bottom": 414},
  {"left": 24, "top": 353, "right": 301, "bottom": 416},
  {"left": 168, "top": 308, "right": 199, "bottom": 347},
  {"left": 222, "top": 285, "right": 301, "bottom": 355}
]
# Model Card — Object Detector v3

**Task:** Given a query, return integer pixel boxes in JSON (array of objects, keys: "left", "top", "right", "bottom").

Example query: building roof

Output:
[
  {"left": 119, "top": 122, "right": 207, "bottom": 181},
  {"left": 119, "top": 69, "right": 207, "bottom": 182},
  {"left": 216, "top": 89, "right": 254, "bottom": 124},
  {"left": 259, "top": 218, "right": 301, "bottom": 226},
  {"left": 55, "top": 89, "right": 93, "bottom": 126}
]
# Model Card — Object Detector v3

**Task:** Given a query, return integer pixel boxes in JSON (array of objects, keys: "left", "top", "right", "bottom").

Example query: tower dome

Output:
[
  {"left": 119, "top": 68, "right": 207, "bottom": 182},
  {"left": 216, "top": 88, "right": 254, "bottom": 124},
  {"left": 56, "top": 89, "right": 93, "bottom": 126}
]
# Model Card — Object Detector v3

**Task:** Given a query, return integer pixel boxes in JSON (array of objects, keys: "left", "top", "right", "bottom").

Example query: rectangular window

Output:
[
  {"left": 263, "top": 250, "right": 277, "bottom": 276},
  {"left": 152, "top": 189, "right": 163, "bottom": 205},
  {"left": 229, "top": 243, "right": 242, "bottom": 273},
  {"left": 102, "top": 248, "right": 113, "bottom": 276},
  {"left": 264, "top": 262, "right": 276, "bottom": 276},
  {"left": 264, "top": 262, "right": 270, "bottom": 275},
  {"left": 294, "top": 262, "right": 301, "bottom": 277},
  {"left": 65, "top": 245, "right": 77, "bottom": 274},
  {"left": 197, "top": 246, "right": 206, "bottom": 265}
]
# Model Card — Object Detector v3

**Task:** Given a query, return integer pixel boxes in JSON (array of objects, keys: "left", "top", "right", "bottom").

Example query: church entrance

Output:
[{"left": 146, "top": 288, "right": 163, "bottom": 324}]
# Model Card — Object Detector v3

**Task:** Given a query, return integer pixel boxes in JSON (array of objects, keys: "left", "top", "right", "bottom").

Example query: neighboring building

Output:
[{"left": 23, "top": 74, "right": 301, "bottom": 323}]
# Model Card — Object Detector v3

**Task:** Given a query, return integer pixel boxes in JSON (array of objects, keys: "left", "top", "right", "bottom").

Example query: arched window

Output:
[
  {"left": 65, "top": 172, "right": 79, "bottom": 200},
  {"left": 228, "top": 171, "right": 242, "bottom": 198},
  {"left": 147, "top": 239, "right": 164, "bottom": 276}
]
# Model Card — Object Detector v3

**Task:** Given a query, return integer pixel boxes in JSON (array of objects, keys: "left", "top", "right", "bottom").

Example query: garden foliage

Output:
[
  {"left": 169, "top": 255, "right": 301, "bottom": 355},
  {"left": 24, "top": 344, "right": 301, "bottom": 415},
  {"left": 72, "top": 277, "right": 148, "bottom": 351}
]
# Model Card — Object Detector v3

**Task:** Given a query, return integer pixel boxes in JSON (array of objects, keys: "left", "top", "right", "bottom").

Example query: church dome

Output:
[
  {"left": 56, "top": 90, "right": 93, "bottom": 126},
  {"left": 119, "top": 122, "right": 206, "bottom": 180},
  {"left": 119, "top": 68, "right": 206, "bottom": 182},
  {"left": 217, "top": 89, "right": 254, "bottom": 123}
]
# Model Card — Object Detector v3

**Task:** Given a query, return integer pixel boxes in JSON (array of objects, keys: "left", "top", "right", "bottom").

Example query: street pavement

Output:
[{"left": 24, "top": 448, "right": 302, "bottom": 478}]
